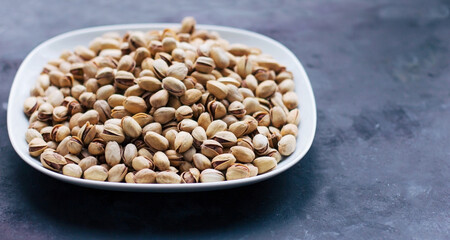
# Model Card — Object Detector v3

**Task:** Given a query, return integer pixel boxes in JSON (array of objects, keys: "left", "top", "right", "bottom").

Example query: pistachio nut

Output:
[
  {"left": 144, "top": 132, "right": 169, "bottom": 151},
  {"left": 25, "top": 128, "right": 43, "bottom": 144},
  {"left": 132, "top": 156, "right": 154, "bottom": 171},
  {"left": 132, "top": 113, "right": 153, "bottom": 127},
  {"left": 282, "top": 92, "right": 298, "bottom": 110},
  {"left": 253, "top": 111, "right": 270, "bottom": 126},
  {"left": 194, "top": 56, "right": 215, "bottom": 74},
  {"left": 78, "top": 156, "right": 98, "bottom": 171},
  {"left": 210, "top": 47, "right": 229, "bottom": 69},
  {"left": 167, "top": 62, "right": 188, "bottom": 80},
  {"left": 78, "top": 122, "right": 97, "bottom": 145},
  {"left": 287, "top": 109, "right": 300, "bottom": 125},
  {"left": 162, "top": 77, "right": 186, "bottom": 96},
  {"left": 93, "top": 100, "right": 111, "bottom": 123},
  {"left": 206, "top": 81, "right": 228, "bottom": 100},
  {"left": 111, "top": 106, "right": 131, "bottom": 119},
  {"left": 142, "top": 122, "right": 162, "bottom": 136},
  {"left": 149, "top": 89, "right": 169, "bottom": 108},
  {"left": 177, "top": 119, "right": 198, "bottom": 132},
  {"left": 197, "top": 112, "right": 212, "bottom": 130},
  {"left": 84, "top": 165, "right": 108, "bottom": 181},
  {"left": 115, "top": 70, "right": 135, "bottom": 90},
  {"left": 253, "top": 134, "right": 269, "bottom": 155},
  {"left": 212, "top": 131, "right": 237, "bottom": 148},
  {"left": 40, "top": 150, "right": 67, "bottom": 172},
  {"left": 228, "top": 101, "right": 246, "bottom": 118},
  {"left": 105, "top": 141, "right": 122, "bottom": 166},
  {"left": 153, "top": 107, "right": 175, "bottom": 124},
  {"left": 79, "top": 92, "right": 97, "bottom": 109},
  {"left": 211, "top": 153, "right": 236, "bottom": 170},
  {"left": 230, "top": 146, "right": 255, "bottom": 163},
  {"left": 278, "top": 134, "right": 296, "bottom": 156},
  {"left": 151, "top": 59, "right": 168, "bottom": 80},
  {"left": 51, "top": 124, "right": 70, "bottom": 142},
  {"left": 181, "top": 168, "right": 200, "bottom": 183},
  {"left": 153, "top": 151, "right": 170, "bottom": 171},
  {"left": 226, "top": 163, "right": 250, "bottom": 180},
  {"left": 136, "top": 76, "right": 161, "bottom": 92},
  {"left": 62, "top": 163, "right": 83, "bottom": 178},
  {"left": 108, "top": 94, "right": 126, "bottom": 108},
  {"left": 123, "top": 143, "right": 138, "bottom": 166},
  {"left": 270, "top": 106, "right": 287, "bottom": 128},
  {"left": 96, "top": 85, "right": 115, "bottom": 100},
  {"left": 206, "top": 120, "right": 227, "bottom": 138},
  {"left": 28, "top": 138, "right": 48, "bottom": 157},
  {"left": 156, "top": 171, "right": 182, "bottom": 184},
  {"left": 192, "top": 126, "right": 207, "bottom": 149},
  {"left": 253, "top": 156, "right": 277, "bottom": 174},
  {"left": 174, "top": 131, "right": 193, "bottom": 153},
  {"left": 236, "top": 56, "right": 253, "bottom": 78},
  {"left": 255, "top": 80, "right": 277, "bottom": 98},
  {"left": 175, "top": 105, "right": 193, "bottom": 121},
  {"left": 281, "top": 124, "right": 298, "bottom": 137},
  {"left": 23, "top": 97, "right": 40, "bottom": 116},
  {"left": 52, "top": 106, "right": 69, "bottom": 122},
  {"left": 207, "top": 100, "right": 227, "bottom": 120},
  {"left": 244, "top": 163, "right": 259, "bottom": 177},
  {"left": 228, "top": 43, "right": 250, "bottom": 56},
  {"left": 107, "top": 164, "right": 127, "bottom": 182},
  {"left": 123, "top": 96, "right": 147, "bottom": 114},
  {"left": 121, "top": 116, "right": 142, "bottom": 138},
  {"left": 200, "top": 169, "right": 225, "bottom": 183},
  {"left": 88, "top": 138, "right": 106, "bottom": 155},
  {"left": 180, "top": 89, "right": 202, "bottom": 106},
  {"left": 200, "top": 139, "right": 223, "bottom": 158},
  {"left": 192, "top": 153, "right": 212, "bottom": 170},
  {"left": 182, "top": 146, "right": 196, "bottom": 162},
  {"left": 77, "top": 109, "right": 100, "bottom": 127},
  {"left": 99, "top": 123, "right": 125, "bottom": 144}
]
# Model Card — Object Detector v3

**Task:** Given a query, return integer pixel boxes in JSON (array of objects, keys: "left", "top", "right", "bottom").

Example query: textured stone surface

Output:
[{"left": 1, "top": 0, "right": 449, "bottom": 239}]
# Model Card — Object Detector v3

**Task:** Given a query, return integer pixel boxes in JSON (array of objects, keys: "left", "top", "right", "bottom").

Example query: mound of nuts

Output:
[{"left": 24, "top": 17, "right": 300, "bottom": 184}]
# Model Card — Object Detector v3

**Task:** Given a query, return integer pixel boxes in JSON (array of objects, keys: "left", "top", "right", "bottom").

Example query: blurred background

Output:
[{"left": 0, "top": 0, "right": 449, "bottom": 239}]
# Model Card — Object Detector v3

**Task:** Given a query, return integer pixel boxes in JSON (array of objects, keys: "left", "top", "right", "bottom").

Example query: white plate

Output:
[{"left": 7, "top": 24, "right": 316, "bottom": 192}]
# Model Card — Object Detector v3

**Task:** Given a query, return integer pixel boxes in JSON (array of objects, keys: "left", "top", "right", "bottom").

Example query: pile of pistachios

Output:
[{"left": 24, "top": 17, "right": 300, "bottom": 184}]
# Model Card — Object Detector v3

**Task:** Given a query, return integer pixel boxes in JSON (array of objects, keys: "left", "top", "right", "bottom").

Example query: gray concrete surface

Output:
[{"left": 0, "top": 0, "right": 449, "bottom": 239}]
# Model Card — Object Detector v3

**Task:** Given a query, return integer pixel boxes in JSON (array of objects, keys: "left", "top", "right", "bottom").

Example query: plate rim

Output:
[{"left": 7, "top": 23, "right": 317, "bottom": 192}]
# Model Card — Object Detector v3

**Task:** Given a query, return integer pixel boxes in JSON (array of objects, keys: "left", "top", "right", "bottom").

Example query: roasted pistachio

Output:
[
  {"left": 200, "top": 169, "right": 225, "bottom": 183},
  {"left": 226, "top": 163, "right": 250, "bottom": 180},
  {"left": 278, "top": 135, "right": 296, "bottom": 156},
  {"left": 253, "top": 157, "right": 277, "bottom": 174},
  {"left": 84, "top": 165, "right": 108, "bottom": 181},
  {"left": 62, "top": 163, "right": 83, "bottom": 178},
  {"left": 156, "top": 171, "right": 181, "bottom": 184}
]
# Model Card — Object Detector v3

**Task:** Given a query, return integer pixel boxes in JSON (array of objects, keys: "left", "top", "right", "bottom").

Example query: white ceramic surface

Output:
[{"left": 7, "top": 24, "right": 316, "bottom": 192}]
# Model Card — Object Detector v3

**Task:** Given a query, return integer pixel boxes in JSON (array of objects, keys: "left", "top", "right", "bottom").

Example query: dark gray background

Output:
[{"left": 1, "top": 0, "right": 449, "bottom": 239}]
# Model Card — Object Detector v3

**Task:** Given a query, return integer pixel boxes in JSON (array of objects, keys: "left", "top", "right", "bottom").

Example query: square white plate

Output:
[{"left": 7, "top": 24, "right": 316, "bottom": 192}]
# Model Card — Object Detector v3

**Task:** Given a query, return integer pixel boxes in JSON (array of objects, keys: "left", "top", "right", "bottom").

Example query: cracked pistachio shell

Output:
[
  {"left": 153, "top": 151, "right": 171, "bottom": 171},
  {"left": 154, "top": 107, "right": 175, "bottom": 124},
  {"left": 228, "top": 101, "right": 246, "bottom": 118},
  {"left": 93, "top": 100, "right": 111, "bottom": 123},
  {"left": 95, "top": 67, "right": 115, "bottom": 85},
  {"left": 281, "top": 124, "right": 298, "bottom": 137},
  {"left": 212, "top": 131, "right": 237, "bottom": 148},
  {"left": 115, "top": 70, "right": 135, "bottom": 90},
  {"left": 180, "top": 89, "right": 202, "bottom": 105},
  {"left": 151, "top": 59, "right": 168, "bottom": 80},
  {"left": 253, "top": 134, "right": 270, "bottom": 155},
  {"left": 230, "top": 146, "right": 255, "bottom": 163},
  {"left": 175, "top": 105, "right": 193, "bottom": 121},
  {"left": 207, "top": 100, "right": 227, "bottom": 119},
  {"left": 132, "top": 113, "right": 153, "bottom": 127},
  {"left": 121, "top": 116, "right": 142, "bottom": 138},
  {"left": 123, "top": 96, "right": 147, "bottom": 114},
  {"left": 162, "top": 77, "right": 186, "bottom": 96},
  {"left": 64, "top": 154, "right": 80, "bottom": 164},
  {"left": 111, "top": 106, "right": 131, "bottom": 119},
  {"left": 206, "top": 120, "right": 227, "bottom": 138},
  {"left": 84, "top": 165, "right": 108, "bottom": 181},
  {"left": 200, "top": 169, "right": 225, "bottom": 183},
  {"left": 287, "top": 109, "right": 300, "bottom": 125},
  {"left": 144, "top": 132, "right": 169, "bottom": 151},
  {"left": 78, "top": 156, "right": 98, "bottom": 171},
  {"left": 256, "top": 80, "right": 277, "bottom": 99},
  {"left": 150, "top": 89, "right": 169, "bottom": 108},
  {"left": 270, "top": 106, "right": 287, "bottom": 128},
  {"left": 99, "top": 123, "right": 125, "bottom": 144},
  {"left": 117, "top": 55, "right": 136, "bottom": 72},
  {"left": 24, "top": 97, "right": 40, "bottom": 116},
  {"left": 132, "top": 156, "right": 154, "bottom": 171},
  {"left": 226, "top": 163, "right": 251, "bottom": 180},
  {"left": 177, "top": 119, "right": 198, "bottom": 133},
  {"left": 278, "top": 135, "right": 296, "bottom": 156},
  {"left": 51, "top": 124, "right": 70, "bottom": 142},
  {"left": 156, "top": 171, "right": 181, "bottom": 184},
  {"left": 107, "top": 164, "right": 128, "bottom": 182},
  {"left": 180, "top": 16, "right": 196, "bottom": 34},
  {"left": 123, "top": 143, "right": 138, "bottom": 166},
  {"left": 194, "top": 56, "right": 215, "bottom": 74},
  {"left": 167, "top": 63, "right": 188, "bottom": 80},
  {"left": 28, "top": 138, "right": 48, "bottom": 157},
  {"left": 62, "top": 163, "right": 83, "bottom": 178},
  {"left": 253, "top": 111, "right": 271, "bottom": 126},
  {"left": 192, "top": 126, "right": 207, "bottom": 149},
  {"left": 52, "top": 106, "right": 69, "bottom": 122},
  {"left": 40, "top": 150, "right": 67, "bottom": 172},
  {"left": 181, "top": 168, "right": 200, "bottom": 183},
  {"left": 26, "top": 128, "right": 43, "bottom": 143},
  {"left": 87, "top": 138, "right": 106, "bottom": 155},
  {"left": 77, "top": 122, "right": 97, "bottom": 145},
  {"left": 206, "top": 81, "right": 228, "bottom": 100},
  {"left": 266, "top": 148, "right": 282, "bottom": 163},
  {"left": 105, "top": 141, "right": 122, "bottom": 166},
  {"left": 174, "top": 131, "right": 193, "bottom": 153},
  {"left": 253, "top": 157, "right": 277, "bottom": 174},
  {"left": 211, "top": 153, "right": 236, "bottom": 170},
  {"left": 236, "top": 56, "right": 253, "bottom": 78},
  {"left": 137, "top": 76, "right": 161, "bottom": 92},
  {"left": 201, "top": 139, "right": 223, "bottom": 158}
]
